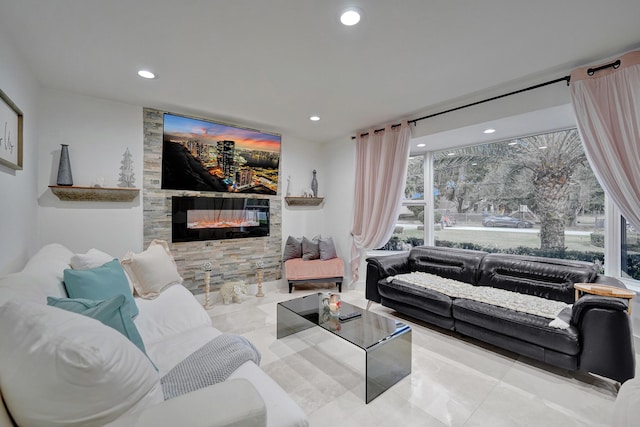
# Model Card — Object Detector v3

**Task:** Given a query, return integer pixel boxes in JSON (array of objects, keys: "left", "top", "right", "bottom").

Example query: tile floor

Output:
[{"left": 203, "top": 281, "right": 639, "bottom": 427}]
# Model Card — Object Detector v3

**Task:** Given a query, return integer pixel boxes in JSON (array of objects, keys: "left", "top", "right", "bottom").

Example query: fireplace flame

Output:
[{"left": 187, "top": 219, "right": 259, "bottom": 229}]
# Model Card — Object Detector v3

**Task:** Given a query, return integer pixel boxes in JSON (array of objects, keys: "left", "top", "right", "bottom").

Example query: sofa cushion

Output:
[
  {"left": 378, "top": 279, "right": 453, "bottom": 318},
  {"left": 477, "top": 254, "right": 599, "bottom": 303},
  {"left": 18, "top": 243, "right": 74, "bottom": 299},
  {"left": 105, "top": 378, "right": 268, "bottom": 427},
  {"left": 47, "top": 295, "right": 147, "bottom": 356},
  {"left": 70, "top": 248, "right": 115, "bottom": 270},
  {"left": 301, "top": 236, "right": 320, "bottom": 260},
  {"left": 134, "top": 285, "right": 212, "bottom": 348},
  {"left": 0, "top": 271, "right": 65, "bottom": 305},
  {"left": 0, "top": 300, "right": 163, "bottom": 427},
  {"left": 284, "top": 258, "right": 344, "bottom": 281},
  {"left": 282, "top": 236, "right": 302, "bottom": 261},
  {"left": 318, "top": 236, "right": 337, "bottom": 260},
  {"left": 71, "top": 248, "right": 136, "bottom": 293},
  {"left": 64, "top": 259, "right": 139, "bottom": 318},
  {"left": 408, "top": 246, "right": 487, "bottom": 284},
  {"left": 452, "top": 298, "right": 580, "bottom": 355},
  {"left": 121, "top": 240, "right": 183, "bottom": 299}
]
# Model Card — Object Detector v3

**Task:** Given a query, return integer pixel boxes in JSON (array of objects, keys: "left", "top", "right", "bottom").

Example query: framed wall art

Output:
[{"left": 0, "top": 88, "right": 23, "bottom": 170}]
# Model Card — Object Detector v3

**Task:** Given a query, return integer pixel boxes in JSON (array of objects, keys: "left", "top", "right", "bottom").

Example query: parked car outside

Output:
[{"left": 482, "top": 215, "right": 534, "bottom": 228}]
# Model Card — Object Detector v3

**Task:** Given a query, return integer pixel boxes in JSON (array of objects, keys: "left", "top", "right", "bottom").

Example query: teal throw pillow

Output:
[
  {"left": 63, "top": 259, "right": 138, "bottom": 318},
  {"left": 47, "top": 295, "right": 147, "bottom": 357}
]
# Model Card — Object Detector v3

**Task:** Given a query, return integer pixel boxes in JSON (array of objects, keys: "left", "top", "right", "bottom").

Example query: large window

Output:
[
  {"left": 375, "top": 109, "right": 640, "bottom": 288},
  {"left": 381, "top": 129, "right": 607, "bottom": 269},
  {"left": 433, "top": 129, "right": 605, "bottom": 266}
]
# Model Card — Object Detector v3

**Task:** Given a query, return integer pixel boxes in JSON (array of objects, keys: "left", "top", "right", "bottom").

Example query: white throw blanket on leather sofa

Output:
[{"left": 390, "top": 272, "right": 571, "bottom": 328}]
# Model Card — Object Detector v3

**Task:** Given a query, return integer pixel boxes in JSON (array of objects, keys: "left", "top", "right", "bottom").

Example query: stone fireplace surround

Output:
[{"left": 143, "top": 108, "right": 282, "bottom": 294}]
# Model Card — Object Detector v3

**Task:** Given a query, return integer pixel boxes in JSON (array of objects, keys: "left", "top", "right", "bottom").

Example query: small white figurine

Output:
[{"left": 220, "top": 280, "right": 248, "bottom": 304}]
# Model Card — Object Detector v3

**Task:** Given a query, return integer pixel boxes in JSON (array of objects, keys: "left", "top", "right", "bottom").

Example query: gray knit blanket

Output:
[{"left": 161, "top": 334, "right": 262, "bottom": 400}]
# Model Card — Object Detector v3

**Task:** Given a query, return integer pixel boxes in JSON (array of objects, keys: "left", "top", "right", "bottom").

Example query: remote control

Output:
[{"left": 339, "top": 312, "right": 362, "bottom": 322}]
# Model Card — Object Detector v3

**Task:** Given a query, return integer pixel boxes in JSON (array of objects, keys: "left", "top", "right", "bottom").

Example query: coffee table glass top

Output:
[{"left": 277, "top": 293, "right": 409, "bottom": 350}]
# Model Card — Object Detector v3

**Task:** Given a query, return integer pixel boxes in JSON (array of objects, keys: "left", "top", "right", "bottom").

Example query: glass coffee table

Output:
[{"left": 277, "top": 293, "right": 411, "bottom": 403}]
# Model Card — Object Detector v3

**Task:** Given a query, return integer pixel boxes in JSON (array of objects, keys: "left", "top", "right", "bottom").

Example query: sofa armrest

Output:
[
  {"left": 571, "top": 295, "right": 635, "bottom": 383},
  {"left": 365, "top": 252, "right": 410, "bottom": 303},
  {"left": 106, "top": 379, "right": 266, "bottom": 427},
  {"left": 571, "top": 294, "right": 629, "bottom": 325}
]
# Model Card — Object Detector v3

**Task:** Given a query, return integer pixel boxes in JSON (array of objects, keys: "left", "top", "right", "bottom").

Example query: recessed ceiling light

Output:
[
  {"left": 417, "top": 143, "right": 426, "bottom": 147},
  {"left": 508, "top": 141, "right": 517, "bottom": 146},
  {"left": 309, "top": 116, "right": 320, "bottom": 121},
  {"left": 137, "top": 70, "right": 156, "bottom": 79},
  {"left": 340, "top": 9, "right": 361, "bottom": 26},
  {"left": 483, "top": 128, "right": 496, "bottom": 134},
  {"left": 471, "top": 163, "right": 478, "bottom": 166},
  {"left": 447, "top": 152, "right": 455, "bottom": 156},
  {"left": 538, "top": 146, "right": 547, "bottom": 149}
]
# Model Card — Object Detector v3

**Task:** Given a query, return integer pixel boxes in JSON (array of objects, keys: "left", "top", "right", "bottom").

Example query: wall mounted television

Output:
[{"left": 162, "top": 113, "right": 281, "bottom": 195}]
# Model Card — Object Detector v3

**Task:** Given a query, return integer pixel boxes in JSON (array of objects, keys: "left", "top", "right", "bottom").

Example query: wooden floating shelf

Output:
[
  {"left": 285, "top": 197, "right": 324, "bottom": 206},
  {"left": 49, "top": 185, "right": 140, "bottom": 202}
]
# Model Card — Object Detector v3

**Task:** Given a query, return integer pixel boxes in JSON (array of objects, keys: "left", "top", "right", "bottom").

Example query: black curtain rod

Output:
[
  {"left": 352, "top": 75, "right": 570, "bottom": 140},
  {"left": 352, "top": 57, "right": 623, "bottom": 140},
  {"left": 588, "top": 59, "right": 621, "bottom": 76}
]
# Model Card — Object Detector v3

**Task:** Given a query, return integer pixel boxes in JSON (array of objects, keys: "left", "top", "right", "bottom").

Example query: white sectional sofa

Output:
[{"left": 0, "top": 244, "right": 308, "bottom": 427}]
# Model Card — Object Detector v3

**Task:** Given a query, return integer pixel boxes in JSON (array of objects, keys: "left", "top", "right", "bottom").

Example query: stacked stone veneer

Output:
[{"left": 143, "top": 108, "right": 282, "bottom": 294}]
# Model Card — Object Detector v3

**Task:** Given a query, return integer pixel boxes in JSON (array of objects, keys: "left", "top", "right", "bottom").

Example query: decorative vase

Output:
[
  {"left": 311, "top": 169, "right": 318, "bottom": 197},
  {"left": 56, "top": 144, "right": 73, "bottom": 186}
]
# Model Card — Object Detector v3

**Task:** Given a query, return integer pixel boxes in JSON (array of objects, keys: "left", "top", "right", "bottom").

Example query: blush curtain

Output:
[
  {"left": 350, "top": 121, "right": 411, "bottom": 282},
  {"left": 569, "top": 50, "right": 640, "bottom": 229}
]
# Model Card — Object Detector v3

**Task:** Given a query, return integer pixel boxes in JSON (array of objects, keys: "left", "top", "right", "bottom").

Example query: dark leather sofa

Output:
[{"left": 366, "top": 246, "right": 636, "bottom": 383}]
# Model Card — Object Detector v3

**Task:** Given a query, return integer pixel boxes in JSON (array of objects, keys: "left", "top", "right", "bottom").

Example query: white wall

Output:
[
  {"left": 321, "top": 136, "right": 358, "bottom": 285},
  {"left": 279, "top": 133, "right": 359, "bottom": 286},
  {"left": 37, "top": 89, "right": 144, "bottom": 258},
  {"left": 0, "top": 34, "right": 40, "bottom": 274},
  {"left": 280, "top": 136, "right": 326, "bottom": 242},
  {"left": 34, "top": 90, "right": 334, "bottom": 268}
]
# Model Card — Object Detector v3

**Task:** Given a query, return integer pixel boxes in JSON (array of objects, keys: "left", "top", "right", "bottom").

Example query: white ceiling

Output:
[
  {"left": 411, "top": 104, "right": 577, "bottom": 153},
  {"left": 1, "top": 0, "right": 639, "bottom": 144}
]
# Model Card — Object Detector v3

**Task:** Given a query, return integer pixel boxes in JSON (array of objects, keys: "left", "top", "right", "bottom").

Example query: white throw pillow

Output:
[
  {"left": 70, "top": 248, "right": 115, "bottom": 270},
  {"left": 0, "top": 300, "right": 163, "bottom": 427},
  {"left": 121, "top": 240, "right": 183, "bottom": 299}
]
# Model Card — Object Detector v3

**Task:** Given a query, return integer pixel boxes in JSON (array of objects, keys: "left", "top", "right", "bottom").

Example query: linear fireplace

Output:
[{"left": 172, "top": 196, "right": 269, "bottom": 242}]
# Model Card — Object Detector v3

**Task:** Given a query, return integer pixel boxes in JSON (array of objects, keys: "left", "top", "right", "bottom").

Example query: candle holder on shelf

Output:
[
  {"left": 202, "top": 261, "right": 213, "bottom": 309},
  {"left": 256, "top": 258, "right": 264, "bottom": 297}
]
